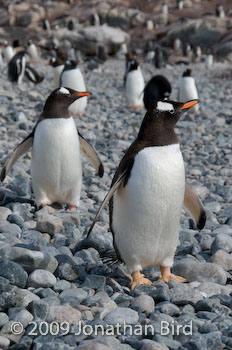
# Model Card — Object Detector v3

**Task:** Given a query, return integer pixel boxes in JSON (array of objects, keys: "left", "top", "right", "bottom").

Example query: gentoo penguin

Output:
[
  {"left": 88, "top": 99, "right": 206, "bottom": 290},
  {"left": 1, "top": 87, "right": 104, "bottom": 210},
  {"left": 27, "top": 40, "right": 39, "bottom": 62},
  {"left": 8, "top": 51, "right": 28, "bottom": 84},
  {"left": 216, "top": 4, "right": 225, "bottom": 18},
  {"left": 48, "top": 57, "right": 65, "bottom": 89},
  {"left": 143, "top": 75, "right": 172, "bottom": 110},
  {"left": 178, "top": 69, "right": 199, "bottom": 114},
  {"left": 1, "top": 41, "right": 15, "bottom": 63},
  {"left": 125, "top": 59, "right": 144, "bottom": 110},
  {"left": 60, "top": 60, "right": 87, "bottom": 116},
  {"left": 205, "top": 54, "right": 213, "bottom": 69},
  {"left": 24, "top": 64, "right": 44, "bottom": 84},
  {"left": 154, "top": 45, "right": 167, "bottom": 69}
]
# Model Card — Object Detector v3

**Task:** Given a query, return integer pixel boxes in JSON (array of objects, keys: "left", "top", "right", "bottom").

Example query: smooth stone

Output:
[
  {"left": 211, "top": 233, "right": 232, "bottom": 254},
  {"left": 0, "top": 221, "right": 21, "bottom": 236},
  {"left": 0, "top": 313, "right": 8, "bottom": 328},
  {"left": 28, "top": 269, "right": 56, "bottom": 288},
  {"left": 15, "top": 288, "right": 40, "bottom": 307},
  {"left": 0, "top": 258, "right": 28, "bottom": 288},
  {"left": 28, "top": 300, "right": 49, "bottom": 320},
  {"left": 208, "top": 250, "right": 232, "bottom": 271},
  {"left": 194, "top": 282, "right": 232, "bottom": 297},
  {"left": 36, "top": 214, "right": 63, "bottom": 235},
  {"left": 82, "top": 275, "right": 106, "bottom": 290},
  {"left": 46, "top": 304, "right": 81, "bottom": 324},
  {"left": 53, "top": 280, "right": 71, "bottom": 292},
  {"left": 9, "top": 309, "right": 33, "bottom": 327},
  {"left": 0, "top": 207, "right": 11, "bottom": 220},
  {"left": 0, "top": 321, "right": 24, "bottom": 343},
  {"left": 169, "top": 286, "right": 204, "bottom": 305},
  {"left": 153, "top": 335, "right": 181, "bottom": 350},
  {"left": 104, "top": 307, "right": 139, "bottom": 326},
  {"left": 59, "top": 288, "right": 88, "bottom": 305},
  {"left": 2, "top": 246, "right": 58, "bottom": 273},
  {"left": 0, "top": 335, "right": 10, "bottom": 350},
  {"left": 141, "top": 339, "right": 169, "bottom": 350},
  {"left": 131, "top": 295, "right": 155, "bottom": 315},
  {"left": 173, "top": 258, "right": 227, "bottom": 284},
  {"left": 155, "top": 302, "right": 180, "bottom": 316}
]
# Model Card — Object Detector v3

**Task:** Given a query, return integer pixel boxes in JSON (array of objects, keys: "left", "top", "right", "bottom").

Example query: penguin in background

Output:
[
  {"left": 8, "top": 51, "right": 28, "bottom": 84},
  {"left": 1, "top": 87, "right": 104, "bottom": 210},
  {"left": 47, "top": 57, "right": 65, "bottom": 89},
  {"left": 60, "top": 60, "right": 87, "bottom": 116},
  {"left": 178, "top": 69, "right": 199, "bottom": 114},
  {"left": 144, "top": 41, "right": 155, "bottom": 62},
  {"left": 216, "top": 4, "right": 225, "bottom": 18},
  {"left": 173, "top": 38, "right": 183, "bottom": 56},
  {"left": 125, "top": 58, "right": 145, "bottom": 110},
  {"left": 27, "top": 40, "right": 39, "bottom": 62},
  {"left": 88, "top": 99, "right": 206, "bottom": 290},
  {"left": 205, "top": 53, "right": 214, "bottom": 69},
  {"left": 154, "top": 45, "right": 167, "bottom": 69},
  {"left": 143, "top": 75, "right": 172, "bottom": 110},
  {"left": 1, "top": 41, "right": 15, "bottom": 63}
]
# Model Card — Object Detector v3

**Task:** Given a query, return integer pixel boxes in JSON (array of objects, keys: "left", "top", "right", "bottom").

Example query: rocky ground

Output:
[{"left": 0, "top": 56, "right": 232, "bottom": 350}]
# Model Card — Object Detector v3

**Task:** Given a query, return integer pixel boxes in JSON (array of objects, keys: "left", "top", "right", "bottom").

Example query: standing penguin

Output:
[
  {"left": 1, "top": 87, "right": 104, "bottom": 210},
  {"left": 125, "top": 59, "right": 145, "bottom": 110},
  {"left": 178, "top": 69, "right": 199, "bottom": 114},
  {"left": 60, "top": 60, "right": 87, "bottom": 116},
  {"left": 143, "top": 75, "right": 172, "bottom": 110},
  {"left": 1, "top": 41, "right": 15, "bottom": 63},
  {"left": 88, "top": 99, "right": 206, "bottom": 290},
  {"left": 27, "top": 40, "right": 39, "bottom": 62},
  {"left": 8, "top": 51, "right": 28, "bottom": 84},
  {"left": 48, "top": 57, "right": 65, "bottom": 89}
]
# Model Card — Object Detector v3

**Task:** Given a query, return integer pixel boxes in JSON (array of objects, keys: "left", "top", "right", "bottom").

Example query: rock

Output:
[
  {"left": 0, "top": 221, "right": 21, "bottom": 236},
  {"left": 46, "top": 304, "right": 81, "bottom": 324},
  {"left": 59, "top": 288, "right": 88, "bottom": 306},
  {"left": 0, "top": 336, "right": 10, "bottom": 350},
  {"left": 155, "top": 302, "right": 180, "bottom": 316},
  {"left": 169, "top": 286, "right": 203, "bottom": 305},
  {"left": 36, "top": 214, "right": 63, "bottom": 235},
  {"left": 53, "top": 280, "right": 71, "bottom": 292},
  {"left": 0, "top": 258, "right": 28, "bottom": 288},
  {"left": 55, "top": 24, "right": 130, "bottom": 55},
  {"left": 184, "top": 331, "right": 222, "bottom": 350},
  {"left": 173, "top": 258, "right": 227, "bottom": 285},
  {"left": 0, "top": 207, "right": 11, "bottom": 220},
  {"left": 57, "top": 262, "right": 80, "bottom": 281},
  {"left": 28, "top": 269, "right": 56, "bottom": 288},
  {"left": 0, "top": 312, "right": 8, "bottom": 328},
  {"left": 131, "top": 295, "right": 155, "bottom": 315},
  {"left": 15, "top": 288, "right": 40, "bottom": 307},
  {"left": 196, "top": 282, "right": 232, "bottom": 297},
  {"left": 211, "top": 233, "right": 232, "bottom": 254},
  {"left": 7, "top": 176, "right": 31, "bottom": 197},
  {"left": 9, "top": 309, "right": 33, "bottom": 327},
  {"left": 208, "top": 250, "right": 232, "bottom": 271},
  {"left": 82, "top": 275, "right": 106, "bottom": 290},
  {"left": 104, "top": 307, "right": 139, "bottom": 326},
  {"left": 0, "top": 321, "right": 24, "bottom": 343},
  {"left": 153, "top": 335, "right": 181, "bottom": 350},
  {"left": 2, "top": 246, "right": 58, "bottom": 273},
  {"left": 141, "top": 339, "right": 169, "bottom": 350},
  {"left": 28, "top": 300, "right": 49, "bottom": 320}
]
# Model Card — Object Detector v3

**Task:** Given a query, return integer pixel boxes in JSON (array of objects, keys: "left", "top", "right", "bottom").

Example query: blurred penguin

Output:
[
  {"left": 143, "top": 75, "right": 172, "bottom": 110},
  {"left": 154, "top": 45, "right": 167, "bottom": 68},
  {"left": 205, "top": 54, "right": 214, "bottom": 69},
  {"left": 125, "top": 59, "right": 144, "bottom": 110},
  {"left": 177, "top": 0, "right": 184, "bottom": 10},
  {"left": 216, "top": 4, "right": 225, "bottom": 18},
  {"left": 27, "top": 40, "right": 39, "bottom": 62},
  {"left": 90, "top": 13, "right": 100, "bottom": 26},
  {"left": 1, "top": 41, "right": 15, "bottom": 63},
  {"left": 144, "top": 41, "right": 155, "bottom": 62},
  {"left": 178, "top": 69, "right": 199, "bottom": 114},
  {"left": 60, "top": 60, "right": 87, "bottom": 116},
  {"left": 173, "top": 38, "right": 183, "bottom": 55},
  {"left": 8, "top": 51, "right": 28, "bottom": 84}
]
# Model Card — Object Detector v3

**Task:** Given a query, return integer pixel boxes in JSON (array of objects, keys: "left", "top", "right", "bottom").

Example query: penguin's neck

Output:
[
  {"left": 137, "top": 114, "right": 178, "bottom": 147},
  {"left": 41, "top": 103, "right": 70, "bottom": 119}
]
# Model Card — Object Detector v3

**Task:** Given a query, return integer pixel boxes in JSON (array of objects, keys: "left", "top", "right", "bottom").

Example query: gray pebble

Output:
[
  {"left": 104, "top": 307, "right": 139, "bottom": 326},
  {"left": 28, "top": 269, "right": 57, "bottom": 288}
]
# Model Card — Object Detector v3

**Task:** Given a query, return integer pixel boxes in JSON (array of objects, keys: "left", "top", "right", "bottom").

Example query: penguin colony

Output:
[{"left": 1, "top": 33, "right": 206, "bottom": 291}]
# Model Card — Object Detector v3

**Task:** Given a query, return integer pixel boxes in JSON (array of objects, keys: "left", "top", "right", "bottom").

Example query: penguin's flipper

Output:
[
  {"left": 78, "top": 132, "right": 104, "bottom": 177},
  {"left": 1, "top": 133, "right": 33, "bottom": 181},
  {"left": 87, "top": 170, "right": 126, "bottom": 237},
  {"left": 184, "top": 182, "right": 206, "bottom": 230}
]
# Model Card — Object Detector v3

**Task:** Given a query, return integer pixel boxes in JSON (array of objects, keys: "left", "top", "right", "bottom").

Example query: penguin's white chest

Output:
[
  {"left": 4, "top": 46, "right": 15, "bottom": 62},
  {"left": 112, "top": 144, "right": 185, "bottom": 273},
  {"left": 125, "top": 69, "right": 144, "bottom": 108},
  {"left": 31, "top": 117, "right": 82, "bottom": 206},
  {"left": 53, "top": 65, "right": 64, "bottom": 88},
  {"left": 60, "top": 68, "right": 87, "bottom": 114},
  {"left": 179, "top": 77, "right": 199, "bottom": 113}
]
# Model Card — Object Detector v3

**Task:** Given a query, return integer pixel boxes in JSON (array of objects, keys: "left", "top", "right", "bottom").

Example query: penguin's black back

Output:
[{"left": 143, "top": 75, "right": 172, "bottom": 110}]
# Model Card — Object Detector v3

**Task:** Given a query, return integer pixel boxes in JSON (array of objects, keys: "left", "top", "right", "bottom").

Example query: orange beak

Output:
[
  {"left": 180, "top": 100, "right": 199, "bottom": 110},
  {"left": 76, "top": 92, "right": 91, "bottom": 97}
]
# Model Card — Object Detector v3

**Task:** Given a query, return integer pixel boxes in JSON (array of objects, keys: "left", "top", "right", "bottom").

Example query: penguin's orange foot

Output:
[
  {"left": 68, "top": 204, "right": 77, "bottom": 211},
  {"left": 131, "top": 105, "right": 142, "bottom": 111},
  {"left": 131, "top": 271, "right": 152, "bottom": 291},
  {"left": 160, "top": 266, "right": 187, "bottom": 283}
]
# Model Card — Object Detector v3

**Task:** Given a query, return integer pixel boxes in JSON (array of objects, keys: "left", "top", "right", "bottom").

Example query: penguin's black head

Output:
[
  {"left": 128, "top": 59, "right": 139, "bottom": 72},
  {"left": 153, "top": 99, "right": 199, "bottom": 124},
  {"left": 42, "top": 87, "right": 91, "bottom": 119},
  {"left": 183, "top": 68, "right": 192, "bottom": 77},
  {"left": 138, "top": 99, "right": 199, "bottom": 145},
  {"left": 64, "top": 60, "right": 78, "bottom": 71}
]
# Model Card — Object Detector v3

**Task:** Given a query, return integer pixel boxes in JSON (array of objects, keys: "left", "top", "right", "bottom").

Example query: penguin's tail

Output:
[{"left": 100, "top": 250, "right": 122, "bottom": 268}]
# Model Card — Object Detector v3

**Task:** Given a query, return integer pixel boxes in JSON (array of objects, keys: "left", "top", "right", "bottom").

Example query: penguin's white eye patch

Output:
[
  {"left": 58, "top": 87, "right": 70, "bottom": 95},
  {"left": 157, "top": 101, "right": 174, "bottom": 113}
]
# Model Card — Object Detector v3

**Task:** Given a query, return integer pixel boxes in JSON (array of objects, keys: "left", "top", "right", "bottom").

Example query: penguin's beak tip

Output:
[
  {"left": 180, "top": 99, "right": 199, "bottom": 110},
  {"left": 76, "top": 91, "right": 91, "bottom": 97}
]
